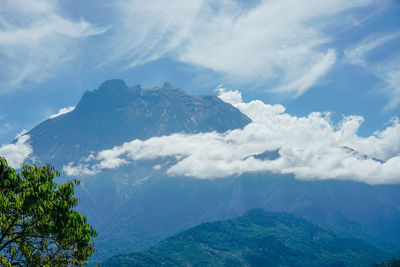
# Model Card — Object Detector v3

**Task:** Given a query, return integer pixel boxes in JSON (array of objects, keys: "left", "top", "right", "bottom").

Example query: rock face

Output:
[{"left": 26, "top": 79, "right": 251, "bottom": 165}]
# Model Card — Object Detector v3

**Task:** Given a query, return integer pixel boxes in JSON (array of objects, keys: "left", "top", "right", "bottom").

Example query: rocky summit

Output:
[{"left": 25, "top": 80, "right": 251, "bottom": 166}]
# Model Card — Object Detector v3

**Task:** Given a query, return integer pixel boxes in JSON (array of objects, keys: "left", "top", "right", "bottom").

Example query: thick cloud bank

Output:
[
  {"left": 64, "top": 90, "right": 400, "bottom": 184},
  {"left": 0, "top": 133, "right": 32, "bottom": 169}
]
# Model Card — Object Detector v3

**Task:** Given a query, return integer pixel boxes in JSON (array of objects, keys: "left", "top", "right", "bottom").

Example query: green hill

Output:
[
  {"left": 102, "top": 209, "right": 391, "bottom": 266},
  {"left": 376, "top": 258, "right": 400, "bottom": 266}
]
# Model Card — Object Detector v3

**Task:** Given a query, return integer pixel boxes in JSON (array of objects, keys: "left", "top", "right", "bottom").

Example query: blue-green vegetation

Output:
[
  {"left": 102, "top": 209, "right": 393, "bottom": 266},
  {"left": 375, "top": 258, "right": 400, "bottom": 266}
]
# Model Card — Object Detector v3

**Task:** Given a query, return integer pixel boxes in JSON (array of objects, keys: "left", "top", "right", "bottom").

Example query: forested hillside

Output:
[{"left": 102, "top": 209, "right": 392, "bottom": 266}]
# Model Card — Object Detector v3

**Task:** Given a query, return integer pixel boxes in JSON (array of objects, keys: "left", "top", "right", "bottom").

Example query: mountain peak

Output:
[
  {"left": 145, "top": 82, "right": 184, "bottom": 95},
  {"left": 162, "top": 82, "right": 174, "bottom": 89},
  {"left": 95, "top": 79, "right": 140, "bottom": 98},
  {"left": 27, "top": 80, "right": 251, "bottom": 165},
  {"left": 76, "top": 79, "right": 140, "bottom": 111},
  {"left": 99, "top": 79, "right": 128, "bottom": 91}
]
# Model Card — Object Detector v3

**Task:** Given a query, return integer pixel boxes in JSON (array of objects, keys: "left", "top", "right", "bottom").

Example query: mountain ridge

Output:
[
  {"left": 101, "top": 209, "right": 391, "bottom": 266},
  {"left": 25, "top": 79, "right": 251, "bottom": 166}
]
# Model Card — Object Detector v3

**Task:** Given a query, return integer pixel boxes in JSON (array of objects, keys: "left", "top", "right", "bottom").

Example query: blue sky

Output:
[{"left": 0, "top": 0, "right": 400, "bottom": 145}]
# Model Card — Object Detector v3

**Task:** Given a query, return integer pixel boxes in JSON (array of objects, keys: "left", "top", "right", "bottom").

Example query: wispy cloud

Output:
[
  {"left": 345, "top": 32, "right": 400, "bottom": 67},
  {"left": 108, "top": 0, "right": 203, "bottom": 68},
  {"left": 344, "top": 31, "right": 400, "bottom": 109},
  {"left": 0, "top": 0, "right": 107, "bottom": 92},
  {"left": 64, "top": 88, "right": 400, "bottom": 185},
  {"left": 0, "top": 114, "right": 13, "bottom": 136},
  {"left": 0, "top": 122, "right": 14, "bottom": 136},
  {"left": 107, "top": 0, "right": 376, "bottom": 96}
]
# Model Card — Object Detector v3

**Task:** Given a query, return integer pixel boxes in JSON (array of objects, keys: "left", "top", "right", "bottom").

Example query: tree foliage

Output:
[{"left": 0, "top": 157, "right": 97, "bottom": 266}]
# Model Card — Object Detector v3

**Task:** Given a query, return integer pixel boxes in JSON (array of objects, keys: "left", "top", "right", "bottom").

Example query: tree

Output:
[{"left": 0, "top": 157, "right": 97, "bottom": 266}]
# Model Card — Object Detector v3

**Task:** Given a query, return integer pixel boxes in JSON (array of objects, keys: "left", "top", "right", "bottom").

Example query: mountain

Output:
[
  {"left": 90, "top": 173, "right": 400, "bottom": 262},
  {"left": 102, "top": 209, "right": 390, "bottom": 266},
  {"left": 26, "top": 80, "right": 251, "bottom": 166},
  {"left": 17, "top": 80, "right": 400, "bottom": 262}
]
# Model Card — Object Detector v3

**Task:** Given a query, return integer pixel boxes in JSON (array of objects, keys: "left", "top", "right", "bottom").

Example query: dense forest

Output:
[{"left": 102, "top": 209, "right": 391, "bottom": 266}]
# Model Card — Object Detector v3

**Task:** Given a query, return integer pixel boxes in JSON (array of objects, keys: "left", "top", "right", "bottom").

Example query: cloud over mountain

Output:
[
  {"left": 64, "top": 88, "right": 400, "bottom": 185},
  {"left": 0, "top": 133, "right": 32, "bottom": 168}
]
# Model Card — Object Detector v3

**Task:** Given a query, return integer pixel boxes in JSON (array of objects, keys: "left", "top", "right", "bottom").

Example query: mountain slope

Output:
[
  {"left": 102, "top": 209, "right": 390, "bottom": 267},
  {"left": 26, "top": 80, "right": 251, "bottom": 166},
  {"left": 90, "top": 174, "right": 400, "bottom": 262},
  {"left": 15, "top": 80, "right": 400, "bottom": 262}
]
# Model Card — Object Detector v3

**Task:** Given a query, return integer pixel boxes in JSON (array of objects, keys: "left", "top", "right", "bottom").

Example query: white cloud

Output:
[
  {"left": 273, "top": 49, "right": 337, "bottom": 97},
  {"left": 345, "top": 32, "right": 400, "bottom": 67},
  {"left": 64, "top": 89, "right": 400, "bottom": 185},
  {"left": 49, "top": 106, "right": 75, "bottom": 119},
  {"left": 108, "top": 0, "right": 203, "bottom": 68},
  {"left": 107, "top": 0, "right": 376, "bottom": 96},
  {"left": 0, "top": 132, "right": 32, "bottom": 169},
  {"left": 344, "top": 31, "right": 400, "bottom": 109},
  {"left": 0, "top": 0, "right": 107, "bottom": 91},
  {"left": 0, "top": 114, "right": 14, "bottom": 136},
  {"left": 0, "top": 122, "right": 14, "bottom": 136},
  {"left": 63, "top": 162, "right": 99, "bottom": 176}
]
